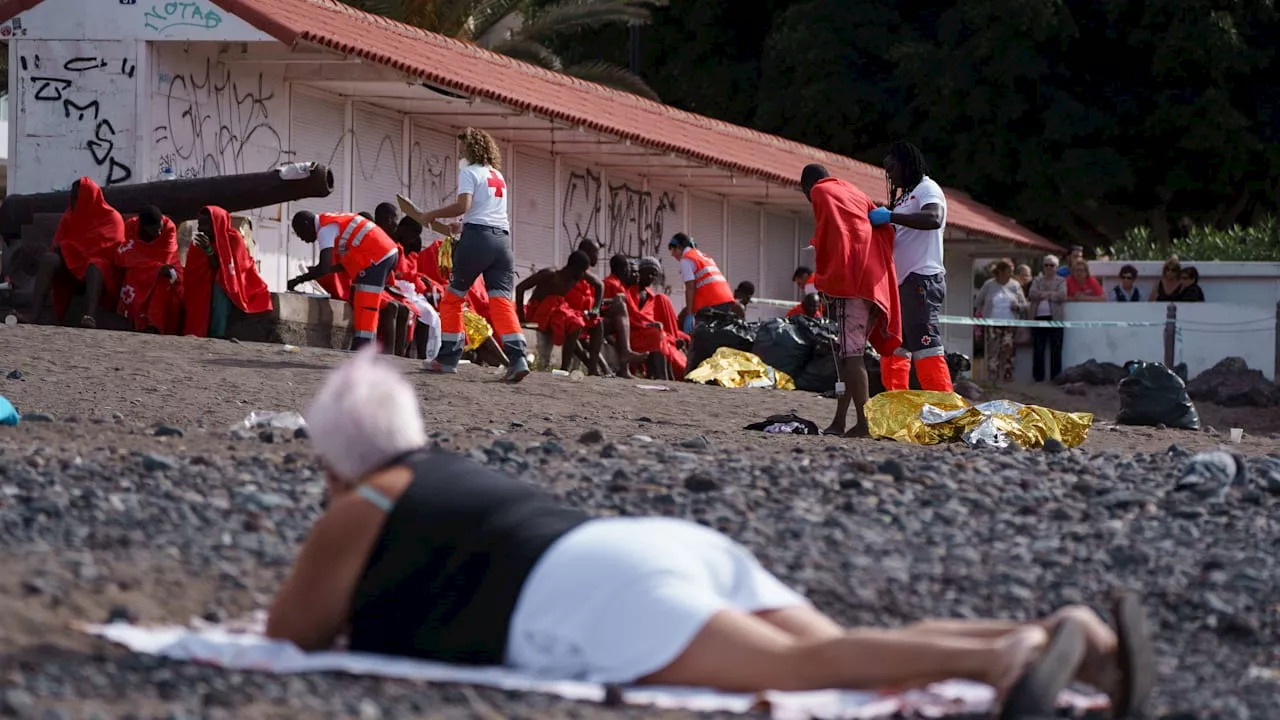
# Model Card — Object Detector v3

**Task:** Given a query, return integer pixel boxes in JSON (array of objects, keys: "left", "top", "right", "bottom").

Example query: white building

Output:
[{"left": 1, "top": 0, "right": 1063, "bottom": 359}]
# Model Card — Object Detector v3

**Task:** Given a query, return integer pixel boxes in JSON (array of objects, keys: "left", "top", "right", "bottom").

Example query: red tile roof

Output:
[{"left": 0, "top": 0, "right": 1062, "bottom": 252}]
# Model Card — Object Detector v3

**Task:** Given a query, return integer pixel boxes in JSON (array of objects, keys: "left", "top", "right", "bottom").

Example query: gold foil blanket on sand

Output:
[
  {"left": 865, "top": 390, "right": 1092, "bottom": 448},
  {"left": 685, "top": 348, "right": 795, "bottom": 390}
]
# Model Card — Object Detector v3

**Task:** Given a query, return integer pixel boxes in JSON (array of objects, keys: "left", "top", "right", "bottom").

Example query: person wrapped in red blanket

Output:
[
  {"left": 633, "top": 257, "right": 688, "bottom": 380},
  {"left": 800, "top": 164, "right": 901, "bottom": 438},
  {"left": 117, "top": 205, "right": 183, "bottom": 334},
  {"left": 516, "top": 251, "right": 607, "bottom": 373},
  {"left": 24, "top": 177, "right": 124, "bottom": 327},
  {"left": 786, "top": 293, "right": 823, "bottom": 320},
  {"left": 183, "top": 206, "right": 273, "bottom": 339}
]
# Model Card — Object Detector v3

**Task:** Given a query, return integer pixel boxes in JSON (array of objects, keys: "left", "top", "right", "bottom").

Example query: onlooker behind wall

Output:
[
  {"left": 1014, "top": 263, "right": 1033, "bottom": 296},
  {"left": 1066, "top": 259, "right": 1105, "bottom": 301},
  {"left": 1176, "top": 266, "right": 1205, "bottom": 302},
  {"left": 1028, "top": 255, "right": 1067, "bottom": 382},
  {"left": 1149, "top": 256, "right": 1182, "bottom": 302},
  {"left": 1112, "top": 264, "right": 1140, "bottom": 301},
  {"left": 1057, "top": 245, "right": 1084, "bottom": 277},
  {"left": 975, "top": 259, "right": 1027, "bottom": 383}
]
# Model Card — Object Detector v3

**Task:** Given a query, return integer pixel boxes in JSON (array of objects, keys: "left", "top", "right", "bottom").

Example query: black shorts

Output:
[{"left": 898, "top": 272, "right": 945, "bottom": 355}]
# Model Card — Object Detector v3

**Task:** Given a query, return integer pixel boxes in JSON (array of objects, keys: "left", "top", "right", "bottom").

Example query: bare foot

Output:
[
  {"left": 622, "top": 350, "right": 648, "bottom": 365},
  {"left": 843, "top": 424, "right": 870, "bottom": 438},
  {"left": 822, "top": 424, "right": 845, "bottom": 436},
  {"left": 79, "top": 314, "right": 97, "bottom": 329},
  {"left": 990, "top": 626, "right": 1049, "bottom": 701}
]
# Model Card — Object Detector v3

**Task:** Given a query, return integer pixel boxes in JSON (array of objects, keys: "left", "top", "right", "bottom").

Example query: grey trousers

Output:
[{"left": 436, "top": 223, "right": 526, "bottom": 367}]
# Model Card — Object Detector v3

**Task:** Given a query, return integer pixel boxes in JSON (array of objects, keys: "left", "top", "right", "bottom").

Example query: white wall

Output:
[
  {"left": 1088, "top": 260, "right": 1280, "bottom": 308},
  {"left": 1053, "top": 302, "right": 1276, "bottom": 380},
  {"left": 2, "top": 0, "right": 272, "bottom": 41}
]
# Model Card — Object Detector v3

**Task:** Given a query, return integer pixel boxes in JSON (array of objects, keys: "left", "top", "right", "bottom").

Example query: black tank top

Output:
[{"left": 348, "top": 449, "right": 590, "bottom": 664}]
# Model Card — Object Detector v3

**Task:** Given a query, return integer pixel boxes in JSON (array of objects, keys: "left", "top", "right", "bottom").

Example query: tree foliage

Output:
[
  {"left": 350, "top": 0, "right": 667, "bottom": 99},
  {"left": 1111, "top": 217, "right": 1280, "bottom": 262}
]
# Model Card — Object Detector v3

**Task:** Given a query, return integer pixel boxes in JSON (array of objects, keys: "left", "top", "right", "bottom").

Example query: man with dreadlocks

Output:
[{"left": 869, "top": 141, "right": 953, "bottom": 393}]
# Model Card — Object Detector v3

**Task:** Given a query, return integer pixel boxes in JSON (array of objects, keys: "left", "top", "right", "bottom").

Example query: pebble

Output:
[
  {"left": 577, "top": 429, "right": 604, "bottom": 444},
  {"left": 154, "top": 426, "right": 185, "bottom": 438},
  {"left": 6, "top": 369, "right": 24, "bottom": 380},
  {"left": 21, "top": 412, "right": 55, "bottom": 423},
  {"left": 142, "top": 454, "right": 179, "bottom": 472}
]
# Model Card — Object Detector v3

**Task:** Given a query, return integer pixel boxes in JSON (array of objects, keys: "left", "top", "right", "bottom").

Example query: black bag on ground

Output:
[
  {"left": 752, "top": 318, "right": 814, "bottom": 379},
  {"left": 793, "top": 318, "right": 840, "bottom": 392},
  {"left": 1116, "top": 361, "right": 1201, "bottom": 430},
  {"left": 687, "top": 315, "right": 757, "bottom": 373}
]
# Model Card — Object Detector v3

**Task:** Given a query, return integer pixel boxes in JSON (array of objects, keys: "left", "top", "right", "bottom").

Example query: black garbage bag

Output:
[
  {"left": 866, "top": 347, "right": 885, "bottom": 396},
  {"left": 1116, "top": 361, "right": 1201, "bottom": 430},
  {"left": 793, "top": 318, "right": 840, "bottom": 393},
  {"left": 906, "top": 351, "right": 972, "bottom": 389},
  {"left": 687, "top": 315, "right": 757, "bottom": 374},
  {"left": 752, "top": 318, "right": 814, "bottom": 379}
]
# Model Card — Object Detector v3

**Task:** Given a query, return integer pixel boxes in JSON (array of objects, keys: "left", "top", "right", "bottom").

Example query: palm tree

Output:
[{"left": 349, "top": 0, "right": 666, "bottom": 100}]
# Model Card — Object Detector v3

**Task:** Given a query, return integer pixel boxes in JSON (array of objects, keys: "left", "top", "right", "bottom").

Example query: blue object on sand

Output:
[{"left": 0, "top": 396, "right": 17, "bottom": 426}]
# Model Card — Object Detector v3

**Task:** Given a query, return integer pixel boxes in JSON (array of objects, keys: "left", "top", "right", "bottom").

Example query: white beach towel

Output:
[{"left": 78, "top": 619, "right": 1109, "bottom": 719}]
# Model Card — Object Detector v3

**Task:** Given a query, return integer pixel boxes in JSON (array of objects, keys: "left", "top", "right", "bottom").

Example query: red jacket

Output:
[{"left": 807, "top": 177, "right": 901, "bottom": 355}]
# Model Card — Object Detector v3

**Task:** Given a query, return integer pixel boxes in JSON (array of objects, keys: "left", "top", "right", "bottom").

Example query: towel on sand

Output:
[{"left": 79, "top": 619, "right": 1108, "bottom": 719}]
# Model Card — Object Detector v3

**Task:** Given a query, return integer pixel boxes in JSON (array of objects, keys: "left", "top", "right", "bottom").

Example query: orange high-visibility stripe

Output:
[
  {"left": 318, "top": 212, "right": 398, "bottom": 278},
  {"left": 681, "top": 248, "right": 734, "bottom": 311}
]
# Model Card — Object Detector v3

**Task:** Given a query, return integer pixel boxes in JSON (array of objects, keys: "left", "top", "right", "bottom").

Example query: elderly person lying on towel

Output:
[{"left": 267, "top": 350, "right": 1155, "bottom": 719}]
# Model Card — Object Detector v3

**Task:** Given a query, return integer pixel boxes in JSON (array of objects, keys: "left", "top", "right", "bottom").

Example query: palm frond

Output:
[
  {"left": 491, "top": 38, "right": 564, "bottom": 70},
  {"left": 346, "top": 0, "right": 404, "bottom": 19},
  {"left": 518, "top": 0, "right": 656, "bottom": 42},
  {"left": 468, "top": 0, "right": 528, "bottom": 41},
  {"left": 564, "top": 60, "right": 661, "bottom": 101}
]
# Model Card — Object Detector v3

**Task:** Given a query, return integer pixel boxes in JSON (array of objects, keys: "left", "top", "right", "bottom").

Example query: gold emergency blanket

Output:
[
  {"left": 462, "top": 308, "right": 491, "bottom": 351},
  {"left": 685, "top": 347, "right": 795, "bottom": 390},
  {"left": 865, "top": 390, "right": 1092, "bottom": 449},
  {"left": 396, "top": 192, "right": 456, "bottom": 273}
]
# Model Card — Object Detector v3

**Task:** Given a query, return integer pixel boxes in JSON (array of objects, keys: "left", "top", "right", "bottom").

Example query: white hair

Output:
[{"left": 306, "top": 346, "right": 427, "bottom": 484}]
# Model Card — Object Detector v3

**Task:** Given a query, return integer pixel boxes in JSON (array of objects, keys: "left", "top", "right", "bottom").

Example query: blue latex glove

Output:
[
  {"left": 682, "top": 314, "right": 695, "bottom": 335},
  {"left": 0, "top": 396, "right": 18, "bottom": 427},
  {"left": 868, "top": 207, "right": 893, "bottom": 227}
]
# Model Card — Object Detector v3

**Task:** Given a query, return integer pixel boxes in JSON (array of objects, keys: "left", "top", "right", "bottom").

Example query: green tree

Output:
[{"left": 350, "top": 0, "right": 667, "bottom": 100}]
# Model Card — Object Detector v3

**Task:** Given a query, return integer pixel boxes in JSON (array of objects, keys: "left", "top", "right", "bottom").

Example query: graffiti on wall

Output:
[
  {"left": 562, "top": 169, "right": 602, "bottom": 246},
  {"left": 154, "top": 55, "right": 291, "bottom": 179},
  {"left": 143, "top": 2, "right": 223, "bottom": 33},
  {"left": 17, "top": 46, "right": 137, "bottom": 187},
  {"left": 608, "top": 182, "right": 679, "bottom": 258},
  {"left": 409, "top": 139, "right": 457, "bottom": 208}
]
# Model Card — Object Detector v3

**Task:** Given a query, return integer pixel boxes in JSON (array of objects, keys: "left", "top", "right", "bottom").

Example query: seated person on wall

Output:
[
  {"left": 600, "top": 255, "right": 670, "bottom": 380},
  {"left": 793, "top": 266, "right": 818, "bottom": 296},
  {"left": 390, "top": 217, "right": 431, "bottom": 359},
  {"left": 786, "top": 293, "right": 823, "bottom": 319},
  {"left": 566, "top": 239, "right": 646, "bottom": 376},
  {"left": 22, "top": 177, "right": 124, "bottom": 328},
  {"left": 183, "top": 207, "right": 273, "bottom": 339},
  {"left": 374, "top": 202, "right": 400, "bottom": 239},
  {"left": 117, "top": 205, "right": 183, "bottom": 334},
  {"left": 515, "top": 251, "right": 607, "bottom": 374},
  {"left": 632, "top": 260, "right": 690, "bottom": 351},
  {"left": 632, "top": 257, "right": 689, "bottom": 380},
  {"left": 667, "top": 232, "right": 743, "bottom": 333},
  {"left": 734, "top": 281, "right": 755, "bottom": 309},
  {"left": 269, "top": 348, "right": 1157, "bottom": 720}
]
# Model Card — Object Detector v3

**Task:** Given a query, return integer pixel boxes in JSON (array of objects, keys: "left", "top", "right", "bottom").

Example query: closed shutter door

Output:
[
  {"left": 648, "top": 185, "right": 683, "bottom": 295},
  {"left": 764, "top": 212, "right": 797, "bottom": 300},
  {"left": 727, "top": 204, "right": 761, "bottom": 293},
  {"left": 408, "top": 121, "right": 457, "bottom": 212},
  {"left": 512, "top": 150, "right": 555, "bottom": 273},
  {"left": 689, "top": 193, "right": 724, "bottom": 264},
  {"left": 561, "top": 165, "right": 603, "bottom": 251},
  {"left": 797, "top": 215, "right": 815, "bottom": 297},
  {"left": 352, "top": 107, "right": 405, "bottom": 217},
  {"left": 289, "top": 88, "right": 347, "bottom": 265}
]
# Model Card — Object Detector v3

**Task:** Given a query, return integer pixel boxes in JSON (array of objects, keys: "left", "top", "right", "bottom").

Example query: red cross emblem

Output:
[{"left": 487, "top": 169, "right": 506, "bottom": 198}]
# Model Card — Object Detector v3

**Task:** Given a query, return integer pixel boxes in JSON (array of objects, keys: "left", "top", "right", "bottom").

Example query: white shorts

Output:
[{"left": 505, "top": 517, "right": 807, "bottom": 683}]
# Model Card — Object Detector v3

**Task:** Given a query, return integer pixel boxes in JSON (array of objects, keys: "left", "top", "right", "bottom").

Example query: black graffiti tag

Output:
[
  {"left": 63, "top": 98, "right": 100, "bottom": 122},
  {"left": 64, "top": 56, "right": 108, "bottom": 72},
  {"left": 86, "top": 120, "right": 133, "bottom": 185},
  {"left": 562, "top": 169, "right": 602, "bottom": 246},
  {"left": 29, "top": 76, "right": 72, "bottom": 101}
]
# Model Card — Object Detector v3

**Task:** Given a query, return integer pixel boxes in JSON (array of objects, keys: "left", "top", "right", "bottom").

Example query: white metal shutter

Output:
[
  {"left": 351, "top": 106, "right": 405, "bottom": 217},
  {"left": 408, "top": 121, "right": 457, "bottom": 212},
  {"left": 797, "top": 215, "right": 815, "bottom": 298},
  {"left": 288, "top": 88, "right": 347, "bottom": 267},
  {"left": 689, "top": 193, "right": 724, "bottom": 263},
  {"left": 764, "top": 212, "right": 797, "bottom": 300},
  {"left": 560, "top": 164, "right": 603, "bottom": 251},
  {"left": 512, "top": 150, "right": 556, "bottom": 273},
  {"left": 727, "top": 204, "right": 761, "bottom": 293},
  {"left": 647, "top": 185, "right": 683, "bottom": 294}
]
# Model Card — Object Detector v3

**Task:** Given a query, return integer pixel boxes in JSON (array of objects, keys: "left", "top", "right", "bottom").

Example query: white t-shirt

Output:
[
  {"left": 988, "top": 288, "right": 1015, "bottom": 319},
  {"left": 1036, "top": 299, "right": 1051, "bottom": 317},
  {"left": 890, "top": 176, "right": 947, "bottom": 284},
  {"left": 457, "top": 162, "right": 510, "bottom": 231},
  {"left": 315, "top": 216, "right": 339, "bottom": 252},
  {"left": 679, "top": 258, "right": 697, "bottom": 282}
]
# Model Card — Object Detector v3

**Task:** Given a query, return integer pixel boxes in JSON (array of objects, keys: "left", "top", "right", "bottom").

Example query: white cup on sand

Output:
[{"left": 1230, "top": 428, "right": 1244, "bottom": 443}]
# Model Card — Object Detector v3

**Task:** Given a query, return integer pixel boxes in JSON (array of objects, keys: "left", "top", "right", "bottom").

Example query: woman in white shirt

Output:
[{"left": 974, "top": 259, "right": 1028, "bottom": 383}]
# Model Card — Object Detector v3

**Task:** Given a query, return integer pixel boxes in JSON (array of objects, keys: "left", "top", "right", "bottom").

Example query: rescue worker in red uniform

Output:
[
  {"left": 288, "top": 210, "right": 401, "bottom": 352},
  {"left": 667, "top": 232, "right": 742, "bottom": 334}
]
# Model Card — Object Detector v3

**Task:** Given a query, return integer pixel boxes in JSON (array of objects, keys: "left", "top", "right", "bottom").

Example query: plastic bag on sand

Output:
[
  {"left": 865, "top": 390, "right": 1093, "bottom": 448},
  {"left": 752, "top": 318, "right": 814, "bottom": 379},
  {"left": 242, "top": 411, "right": 307, "bottom": 431},
  {"left": 687, "top": 316, "right": 757, "bottom": 377},
  {"left": 792, "top": 317, "right": 840, "bottom": 393},
  {"left": 685, "top": 347, "right": 794, "bottom": 390},
  {"left": 1117, "top": 361, "right": 1200, "bottom": 430}
]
